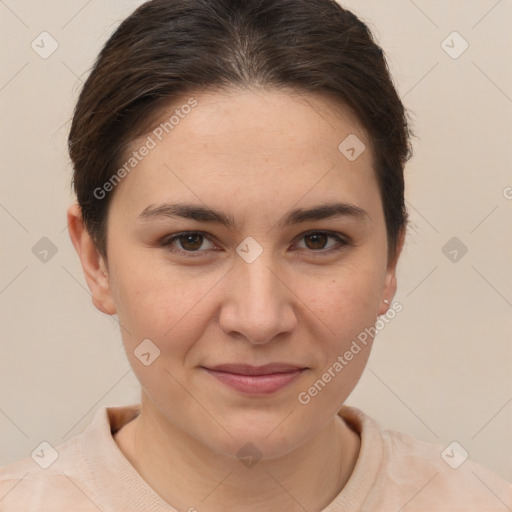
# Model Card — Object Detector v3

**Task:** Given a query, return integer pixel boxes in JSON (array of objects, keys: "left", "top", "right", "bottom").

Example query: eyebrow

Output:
[{"left": 137, "top": 201, "right": 370, "bottom": 229}]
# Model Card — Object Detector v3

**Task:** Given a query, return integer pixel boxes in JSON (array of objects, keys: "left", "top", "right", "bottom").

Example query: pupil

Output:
[
  {"left": 306, "top": 233, "right": 327, "bottom": 250},
  {"left": 181, "top": 234, "right": 202, "bottom": 250}
]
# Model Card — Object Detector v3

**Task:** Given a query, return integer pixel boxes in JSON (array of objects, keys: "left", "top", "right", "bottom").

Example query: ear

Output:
[
  {"left": 67, "top": 202, "right": 117, "bottom": 315},
  {"left": 378, "top": 227, "right": 406, "bottom": 316}
]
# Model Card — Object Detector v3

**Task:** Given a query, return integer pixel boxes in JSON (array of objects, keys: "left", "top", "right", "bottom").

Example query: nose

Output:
[{"left": 217, "top": 251, "right": 297, "bottom": 345}]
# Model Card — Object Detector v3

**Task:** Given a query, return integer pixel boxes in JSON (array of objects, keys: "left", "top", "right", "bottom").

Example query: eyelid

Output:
[
  {"left": 293, "top": 230, "right": 350, "bottom": 256},
  {"left": 159, "top": 230, "right": 217, "bottom": 256},
  {"left": 160, "top": 229, "right": 350, "bottom": 256},
  {"left": 297, "top": 229, "right": 350, "bottom": 246}
]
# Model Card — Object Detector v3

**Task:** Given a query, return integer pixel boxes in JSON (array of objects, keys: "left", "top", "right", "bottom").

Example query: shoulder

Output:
[
  {"left": 339, "top": 406, "right": 512, "bottom": 511},
  {"left": 378, "top": 427, "right": 512, "bottom": 510},
  {"left": 0, "top": 404, "right": 143, "bottom": 511},
  {"left": 0, "top": 436, "right": 98, "bottom": 511}
]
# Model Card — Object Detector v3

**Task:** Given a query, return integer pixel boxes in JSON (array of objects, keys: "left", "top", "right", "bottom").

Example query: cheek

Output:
[
  {"left": 298, "top": 260, "right": 384, "bottom": 331},
  {"left": 292, "top": 265, "right": 381, "bottom": 410},
  {"left": 111, "top": 266, "right": 219, "bottom": 402},
  {"left": 109, "top": 251, "right": 217, "bottom": 352}
]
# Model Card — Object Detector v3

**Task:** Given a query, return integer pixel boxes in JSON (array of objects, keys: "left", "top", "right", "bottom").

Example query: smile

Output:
[{"left": 201, "top": 365, "right": 307, "bottom": 395}]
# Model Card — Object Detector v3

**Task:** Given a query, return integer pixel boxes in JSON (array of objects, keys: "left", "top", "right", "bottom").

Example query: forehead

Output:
[
  {"left": 158, "top": 88, "right": 368, "bottom": 157},
  {"left": 110, "top": 88, "right": 377, "bottom": 217}
]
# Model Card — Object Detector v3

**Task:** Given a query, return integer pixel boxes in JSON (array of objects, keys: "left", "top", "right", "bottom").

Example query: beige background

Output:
[{"left": 1, "top": 0, "right": 511, "bottom": 482}]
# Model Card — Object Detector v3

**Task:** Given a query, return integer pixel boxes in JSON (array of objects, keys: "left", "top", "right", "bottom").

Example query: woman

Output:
[{"left": 1, "top": 0, "right": 510, "bottom": 510}]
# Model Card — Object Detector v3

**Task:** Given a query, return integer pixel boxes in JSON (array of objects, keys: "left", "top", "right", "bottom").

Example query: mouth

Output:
[{"left": 200, "top": 363, "right": 308, "bottom": 395}]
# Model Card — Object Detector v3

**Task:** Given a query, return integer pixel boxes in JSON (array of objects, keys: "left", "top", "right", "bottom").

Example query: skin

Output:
[{"left": 67, "top": 87, "right": 404, "bottom": 512}]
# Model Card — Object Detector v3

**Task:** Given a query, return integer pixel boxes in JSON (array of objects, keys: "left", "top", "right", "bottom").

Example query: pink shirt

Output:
[{"left": 1, "top": 404, "right": 511, "bottom": 511}]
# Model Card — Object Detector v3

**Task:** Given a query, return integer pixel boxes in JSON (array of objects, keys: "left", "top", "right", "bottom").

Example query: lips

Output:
[
  {"left": 201, "top": 363, "right": 308, "bottom": 394},
  {"left": 205, "top": 363, "right": 307, "bottom": 376}
]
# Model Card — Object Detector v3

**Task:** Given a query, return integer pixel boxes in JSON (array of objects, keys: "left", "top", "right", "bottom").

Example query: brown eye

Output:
[
  {"left": 304, "top": 233, "right": 329, "bottom": 250},
  {"left": 161, "top": 231, "right": 215, "bottom": 254},
  {"left": 178, "top": 233, "right": 204, "bottom": 251},
  {"left": 297, "top": 231, "right": 347, "bottom": 253}
]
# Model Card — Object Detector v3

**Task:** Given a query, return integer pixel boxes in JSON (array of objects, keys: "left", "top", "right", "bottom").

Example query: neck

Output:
[{"left": 114, "top": 402, "right": 360, "bottom": 512}]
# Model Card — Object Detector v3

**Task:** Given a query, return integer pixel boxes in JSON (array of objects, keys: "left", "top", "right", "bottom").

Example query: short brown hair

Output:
[{"left": 68, "top": 0, "right": 413, "bottom": 260}]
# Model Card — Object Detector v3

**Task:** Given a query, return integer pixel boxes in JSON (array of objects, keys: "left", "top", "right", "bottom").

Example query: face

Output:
[{"left": 77, "top": 88, "right": 401, "bottom": 460}]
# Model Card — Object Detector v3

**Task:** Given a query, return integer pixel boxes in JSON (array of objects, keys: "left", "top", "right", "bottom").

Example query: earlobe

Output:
[
  {"left": 66, "top": 203, "right": 117, "bottom": 316},
  {"left": 378, "top": 273, "right": 397, "bottom": 316},
  {"left": 378, "top": 228, "right": 406, "bottom": 316}
]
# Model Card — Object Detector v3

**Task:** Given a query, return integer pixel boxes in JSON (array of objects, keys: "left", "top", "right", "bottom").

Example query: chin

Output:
[
  {"left": 194, "top": 409, "right": 316, "bottom": 462},
  {"left": 205, "top": 428, "right": 305, "bottom": 464}
]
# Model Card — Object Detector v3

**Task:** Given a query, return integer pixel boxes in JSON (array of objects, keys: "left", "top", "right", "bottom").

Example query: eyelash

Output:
[{"left": 159, "top": 230, "right": 350, "bottom": 257}]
